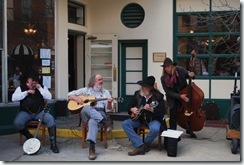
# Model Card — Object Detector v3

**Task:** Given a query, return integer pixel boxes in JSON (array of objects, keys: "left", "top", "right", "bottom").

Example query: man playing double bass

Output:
[{"left": 160, "top": 54, "right": 197, "bottom": 138}]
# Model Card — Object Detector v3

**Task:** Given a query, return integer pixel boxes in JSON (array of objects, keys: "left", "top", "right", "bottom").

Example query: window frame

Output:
[
  {"left": 174, "top": 10, "right": 240, "bottom": 80},
  {"left": 68, "top": 0, "right": 85, "bottom": 26}
]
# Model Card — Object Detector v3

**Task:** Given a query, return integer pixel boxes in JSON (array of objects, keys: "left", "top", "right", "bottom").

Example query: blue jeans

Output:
[
  {"left": 80, "top": 106, "right": 106, "bottom": 143},
  {"left": 122, "top": 119, "right": 161, "bottom": 148},
  {"left": 13, "top": 110, "right": 56, "bottom": 131}
]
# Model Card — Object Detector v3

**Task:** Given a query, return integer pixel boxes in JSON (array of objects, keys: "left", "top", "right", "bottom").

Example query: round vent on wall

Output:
[{"left": 121, "top": 3, "right": 145, "bottom": 28}]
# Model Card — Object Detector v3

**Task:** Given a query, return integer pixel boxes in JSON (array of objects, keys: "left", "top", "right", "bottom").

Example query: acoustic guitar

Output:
[
  {"left": 68, "top": 95, "right": 124, "bottom": 114},
  {"left": 130, "top": 101, "right": 158, "bottom": 121}
]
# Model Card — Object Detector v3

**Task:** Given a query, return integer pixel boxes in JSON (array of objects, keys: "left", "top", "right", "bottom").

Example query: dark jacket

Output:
[
  {"left": 127, "top": 89, "right": 166, "bottom": 124},
  {"left": 20, "top": 84, "right": 45, "bottom": 114},
  {"left": 160, "top": 66, "right": 190, "bottom": 109}
]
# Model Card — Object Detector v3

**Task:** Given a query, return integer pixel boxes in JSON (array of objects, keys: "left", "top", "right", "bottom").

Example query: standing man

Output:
[
  {"left": 160, "top": 57, "right": 196, "bottom": 138},
  {"left": 13, "top": 70, "right": 59, "bottom": 153},
  {"left": 68, "top": 74, "right": 113, "bottom": 160},
  {"left": 122, "top": 76, "right": 166, "bottom": 156}
]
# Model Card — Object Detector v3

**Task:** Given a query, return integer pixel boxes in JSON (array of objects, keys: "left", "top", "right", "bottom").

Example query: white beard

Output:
[
  {"left": 140, "top": 90, "right": 149, "bottom": 97},
  {"left": 93, "top": 84, "right": 102, "bottom": 92}
]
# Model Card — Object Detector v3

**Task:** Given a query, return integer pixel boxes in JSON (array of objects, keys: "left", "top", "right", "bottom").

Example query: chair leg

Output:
[
  {"left": 100, "top": 127, "right": 103, "bottom": 142},
  {"left": 102, "top": 126, "right": 107, "bottom": 148},
  {"left": 42, "top": 124, "right": 46, "bottom": 146},
  {"left": 81, "top": 125, "right": 86, "bottom": 148},
  {"left": 19, "top": 134, "right": 23, "bottom": 145},
  {"left": 158, "top": 134, "right": 162, "bottom": 151}
]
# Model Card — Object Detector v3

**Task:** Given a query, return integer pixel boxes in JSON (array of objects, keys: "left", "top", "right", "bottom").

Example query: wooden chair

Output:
[
  {"left": 137, "top": 125, "right": 162, "bottom": 151},
  {"left": 81, "top": 122, "right": 108, "bottom": 148},
  {"left": 19, "top": 121, "right": 46, "bottom": 145}
]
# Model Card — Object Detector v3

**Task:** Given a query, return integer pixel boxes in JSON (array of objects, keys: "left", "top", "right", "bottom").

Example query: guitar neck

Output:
[{"left": 88, "top": 98, "right": 108, "bottom": 102}]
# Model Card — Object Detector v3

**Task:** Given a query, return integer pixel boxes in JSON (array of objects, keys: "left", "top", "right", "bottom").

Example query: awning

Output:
[{"left": 11, "top": 44, "right": 33, "bottom": 56}]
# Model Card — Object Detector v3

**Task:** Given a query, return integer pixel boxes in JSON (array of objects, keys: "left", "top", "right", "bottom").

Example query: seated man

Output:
[
  {"left": 68, "top": 74, "right": 113, "bottom": 160},
  {"left": 122, "top": 76, "right": 166, "bottom": 156},
  {"left": 12, "top": 70, "right": 59, "bottom": 153}
]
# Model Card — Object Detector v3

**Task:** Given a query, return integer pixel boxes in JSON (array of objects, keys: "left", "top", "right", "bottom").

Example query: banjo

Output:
[{"left": 23, "top": 108, "right": 48, "bottom": 155}]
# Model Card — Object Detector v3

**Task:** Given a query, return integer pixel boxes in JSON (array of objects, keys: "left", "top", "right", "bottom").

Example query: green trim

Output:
[
  {"left": 173, "top": 0, "right": 177, "bottom": 62},
  {"left": 174, "top": 0, "right": 240, "bottom": 102},
  {"left": 118, "top": 40, "right": 148, "bottom": 112},
  {"left": 195, "top": 76, "right": 240, "bottom": 80},
  {"left": 176, "top": 10, "right": 240, "bottom": 15},
  {"left": 204, "top": 98, "right": 231, "bottom": 119},
  {"left": 68, "top": 30, "right": 86, "bottom": 35}
]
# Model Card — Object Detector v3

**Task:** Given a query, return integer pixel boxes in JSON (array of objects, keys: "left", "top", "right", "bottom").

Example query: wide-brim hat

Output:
[
  {"left": 137, "top": 76, "right": 155, "bottom": 89},
  {"left": 160, "top": 57, "right": 177, "bottom": 67}
]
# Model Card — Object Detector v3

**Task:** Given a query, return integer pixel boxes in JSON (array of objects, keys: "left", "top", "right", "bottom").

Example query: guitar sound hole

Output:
[{"left": 84, "top": 99, "right": 89, "bottom": 103}]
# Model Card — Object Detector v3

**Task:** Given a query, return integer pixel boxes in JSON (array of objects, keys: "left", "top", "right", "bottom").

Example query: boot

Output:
[
  {"left": 186, "top": 129, "right": 197, "bottom": 138},
  {"left": 19, "top": 127, "right": 33, "bottom": 139},
  {"left": 89, "top": 142, "right": 96, "bottom": 160},
  {"left": 100, "top": 118, "right": 112, "bottom": 133},
  {"left": 128, "top": 145, "right": 145, "bottom": 156},
  {"left": 144, "top": 143, "right": 150, "bottom": 152},
  {"left": 48, "top": 126, "right": 59, "bottom": 153}
]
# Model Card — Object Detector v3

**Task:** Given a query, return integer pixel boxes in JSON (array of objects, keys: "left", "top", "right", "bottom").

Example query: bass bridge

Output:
[{"left": 184, "top": 109, "right": 193, "bottom": 116}]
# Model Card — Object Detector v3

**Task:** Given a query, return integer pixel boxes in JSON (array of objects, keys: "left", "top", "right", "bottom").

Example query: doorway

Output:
[
  {"left": 118, "top": 40, "right": 148, "bottom": 112},
  {"left": 68, "top": 33, "right": 85, "bottom": 92}
]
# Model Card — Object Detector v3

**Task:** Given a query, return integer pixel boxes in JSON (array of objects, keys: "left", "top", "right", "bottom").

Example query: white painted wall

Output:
[
  {"left": 55, "top": 0, "right": 240, "bottom": 100},
  {"left": 87, "top": 0, "right": 173, "bottom": 93}
]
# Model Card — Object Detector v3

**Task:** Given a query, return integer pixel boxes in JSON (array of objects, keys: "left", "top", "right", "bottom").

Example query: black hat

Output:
[
  {"left": 137, "top": 76, "right": 155, "bottom": 89},
  {"left": 27, "top": 70, "right": 39, "bottom": 81},
  {"left": 160, "top": 57, "right": 177, "bottom": 67}
]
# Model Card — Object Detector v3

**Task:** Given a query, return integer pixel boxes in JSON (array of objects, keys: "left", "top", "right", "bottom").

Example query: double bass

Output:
[{"left": 177, "top": 50, "right": 205, "bottom": 131}]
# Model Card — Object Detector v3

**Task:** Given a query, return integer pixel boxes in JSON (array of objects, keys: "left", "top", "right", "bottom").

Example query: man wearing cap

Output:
[
  {"left": 12, "top": 70, "right": 59, "bottom": 153},
  {"left": 160, "top": 57, "right": 196, "bottom": 138},
  {"left": 122, "top": 76, "right": 166, "bottom": 156}
]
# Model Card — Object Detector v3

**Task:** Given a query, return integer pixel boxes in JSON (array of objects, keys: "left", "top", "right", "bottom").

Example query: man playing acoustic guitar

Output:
[
  {"left": 122, "top": 76, "right": 166, "bottom": 156},
  {"left": 68, "top": 74, "right": 113, "bottom": 160}
]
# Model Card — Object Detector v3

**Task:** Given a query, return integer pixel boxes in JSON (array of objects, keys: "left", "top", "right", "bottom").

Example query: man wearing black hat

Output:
[
  {"left": 12, "top": 70, "right": 59, "bottom": 153},
  {"left": 160, "top": 57, "right": 196, "bottom": 138},
  {"left": 122, "top": 76, "right": 166, "bottom": 156}
]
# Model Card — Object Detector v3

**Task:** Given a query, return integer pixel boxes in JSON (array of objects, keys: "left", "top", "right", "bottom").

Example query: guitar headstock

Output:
[{"left": 150, "top": 101, "right": 159, "bottom": 108}]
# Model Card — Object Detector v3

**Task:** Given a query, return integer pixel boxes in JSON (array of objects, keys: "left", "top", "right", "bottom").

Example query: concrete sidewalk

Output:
[{"left": 0, "top": 118, "right": 241, "bottom": 162}]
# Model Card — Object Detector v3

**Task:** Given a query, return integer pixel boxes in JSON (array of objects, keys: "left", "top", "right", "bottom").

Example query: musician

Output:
[
  {"left": 68, "top": 74, "right": 113, "bottom": 160},
  {"left": 12, "top": 70, "right": 59, "bottom": 153},
  {"left": 122, "top": 76, "right": 166, "bottom": 156},
  {"left": 160, "top": 57, "right": 196, "bottom": 138}
]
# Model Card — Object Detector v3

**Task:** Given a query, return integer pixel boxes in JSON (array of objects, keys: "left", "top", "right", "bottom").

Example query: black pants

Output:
[{"left": 169, "top": 102, "right": 179, "bottom": 130}]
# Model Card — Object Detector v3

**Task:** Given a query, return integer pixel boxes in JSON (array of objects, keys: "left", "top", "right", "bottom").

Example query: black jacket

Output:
[
  {"left": 161, "top": 66, "right": 190, "bottom": 109},
  {"left": 127, "top": 90, "right": 166, "bottom": 124}
]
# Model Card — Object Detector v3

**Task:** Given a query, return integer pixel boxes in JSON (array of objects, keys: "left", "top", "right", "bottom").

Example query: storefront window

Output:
[
  {"left": 68, "top": 1, "right": 85, "bottom": 25},
  {"left": 175, "top": 7, "right": 240, "bottom": 78},
  {"left": 178, "top": 14, "right": 209, "bottom": 33},
  {"left": 212, "top": 12, "right": 240, "bottom": 32},
  {"left": 7, "top": 0, "right": 55, "bottom": 102},
  {"left": 212, "top": 35, "right": 240, "bottom": 54},
  {"left": 178, "top": 36, "right": 210, "bottom": 54}
]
